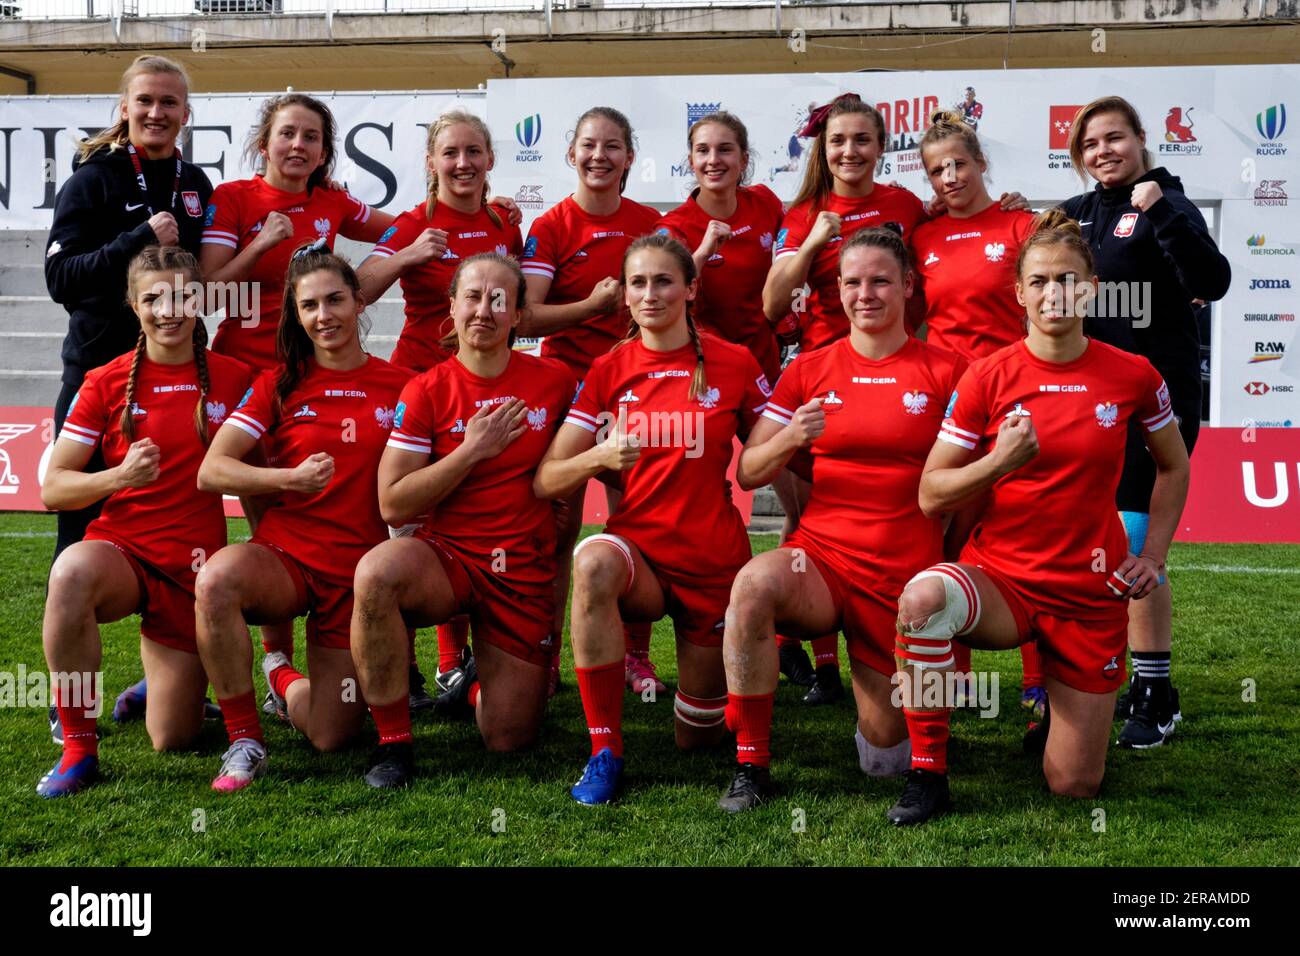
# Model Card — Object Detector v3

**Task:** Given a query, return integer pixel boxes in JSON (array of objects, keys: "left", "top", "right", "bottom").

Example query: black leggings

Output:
[
  {"left": 50, "top": 369, "right": 106, "bottom": 569},
  {"left": 1114, "top": 400, "right": 1201, "bottom": 515}
]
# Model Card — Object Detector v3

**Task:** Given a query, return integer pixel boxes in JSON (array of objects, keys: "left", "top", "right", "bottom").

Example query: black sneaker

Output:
[
  {"left": 432, "top": 655, "right": 477, "bottom": 719},
  {"left": 364, "top": 742, "right": 414, "bottom": 789},
  {"left": 1023, "top": 699, "right": 1052, "bottom": 756},
  {"left": 778, "top": 644, "right": 815, "bottom": 687},
  {"left": 887, "top": 768, "right": 952, "bottom": 826},
  {"left": 49, "top": 707, "right": 63, "bottom": 746},
  {"left": 802, "top": 664, "right": 844, "bottom": 705},
  {"left": 1118, "top": 682, "right": 1181, "bottom": 749},
  {"left": 718, "top": 763, "right": 773, "bottom": 813},
  {"left": 1114, "top": 673, "right": 1136, "bottom": 720},
  {"left": 409, "top": 665, "right": 436, "bottom": 712}
]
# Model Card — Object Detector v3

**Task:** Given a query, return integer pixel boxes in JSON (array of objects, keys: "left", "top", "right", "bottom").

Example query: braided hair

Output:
[
  {"left": 122, "top": 245, "right": 211, "bottom": 444},
  {"left": 424, "top": 110, "right": 504, "bottom": 229},
  {"left": 618, "top": 232, "right": 709, "bottom": 402}
]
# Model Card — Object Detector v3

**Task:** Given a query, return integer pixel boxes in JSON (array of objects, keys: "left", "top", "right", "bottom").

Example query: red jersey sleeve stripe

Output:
[
  {"left": 201, "top": 232, "right": 238, "bottom": 249},
  {"left": 772, "top": 247, "right": 798, "bottom": 260},
  {"left": 387, "top": 432, "right": 432, "bottom": 454},
  {"left": 1143, "top": 408, "right": 1175, "bottom": 431},
  {"left": 938, "top": 425, "right": 977, "bottom": 450},
  {"left": 351, "top": 200, "right": 372, "bottom": 223},
  {"left": 60, "top": 426, "right": 99, "bottom": 447},
  {"left": 564, "top": 411, "right": 601, "bottom": 433},
  {"left": 225, "top": 412, "right": 266, "bottom": 440},
  {"left": 751, "top": 401, "right": 769, "bottom": 414},
  {"left": 521, "top": 261, "right": 555, "bottom": 278},
  {"left": 368, "top": 246, "right": 396, "bottom": 259}
]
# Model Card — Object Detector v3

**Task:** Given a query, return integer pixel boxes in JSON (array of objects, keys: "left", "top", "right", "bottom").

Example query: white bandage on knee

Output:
[
  {"left": 572, "top": 532, "right": 636, "bottom": 594},
  {"left": 895, "top": 563, "right": 980, "bottom": 670},
  {"left": 855, "top": 728, "right": 912, "bottom": 777},
  {"left": 388, "top": 522, "right": 420, "bottom": 539},
  {"left": 674, "top": 691, "right": 727, "bottom": 728}
]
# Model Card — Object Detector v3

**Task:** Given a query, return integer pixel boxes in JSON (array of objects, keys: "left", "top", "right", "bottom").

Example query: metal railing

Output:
[{"left": 3, "top": 0, "right": 926, "bottom": 20}]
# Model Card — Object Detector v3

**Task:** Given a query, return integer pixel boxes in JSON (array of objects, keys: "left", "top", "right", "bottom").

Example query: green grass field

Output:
[{"left": 1, "top": 510, "right": 1297, "bottom": 866}]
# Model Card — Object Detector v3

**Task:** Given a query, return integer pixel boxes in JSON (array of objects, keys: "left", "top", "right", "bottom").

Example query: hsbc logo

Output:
[{"left": 1245, "top": 382, "right": 1270, "bottom": 395}]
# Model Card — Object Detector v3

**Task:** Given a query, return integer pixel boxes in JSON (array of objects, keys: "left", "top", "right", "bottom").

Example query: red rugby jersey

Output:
[
  {"left": 520, "top": 195, "right": 660, "bottom": 378},
  {"left": 62, "top": 350, "right": 254, "bottom": 588},
  {"left": 911, "top": 204, "right": 1035, "bottom": 363},
  {"left": 763, "top": 336, "right": 965, "bottom": 590},
  {"left": 773, "top": 184, "right": 927, "bottom": 353},
  {"left": 655, "top": 185, "right": 785, "bottom": 383},
  {"left": 368, "top": 201, "right": 523, "bottom": 373},
  {"left": 202, "top": 176, "right": 374, "bottom": 370},
  {"left": 938, "top": 339, "right": 1175, "bottom": 619},
  {"left": 385, "top": 351, "right": 576, "bottom": 592},
  {"left": 565, "top": 333, "right": 769, "bottom": 587},
  {"left": 223, "top": 355, "right": 412, "bottom": 583}
]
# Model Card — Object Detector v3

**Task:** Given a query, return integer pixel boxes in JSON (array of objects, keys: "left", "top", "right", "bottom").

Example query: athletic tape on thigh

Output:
[
  {"left": 674, "top": 691, "right": 727, "bottom": 728},
  {"left": 572, "top": 533, "right": 636, "bottom": 595},
  {"left": 1119, "top": 511, "right": 1149, "bottom": 555},
  {"left": 894, "top": 563, "right": 979, "bottom": 669}
]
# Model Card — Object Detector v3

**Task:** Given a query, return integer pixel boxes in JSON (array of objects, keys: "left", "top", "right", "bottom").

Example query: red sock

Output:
[
  {"left": 437, "top": 617, "right": 470, "bottom": 673},
  {"left": 261, "top": 624, "right": 292, "bottom": 660},
  {"left": 624, "top": 621, "right": 652, "bottom": 657},
  {"left": 218, "top": 691, "right": 263, "bottom": 745},
  {"left": 726, "top": 692, "right": 775, "bottom": 767},
  {"left": 905, "top": 707, "right": 951, "bottom": 774},
  {"left": 268, "top": 661, "right": 306, "bottom": 702},
  {"left": 54, "top": 686, "right": 98, "bottom": 771},
  {"left": 811, "top": 633, "right": 839, "bottom": 667},
  {"left": 1020, "top": 641, "right": 1043, "bottom": 689},
  {"left": 467, "top": 681, "right": 480, "bottom": 709},
  {"left": 575, "top": 661, "right": 624, "bottom": 757},
  {"left": 774, "top": 633, "right": 801, "bottom": 650},
  {"left": 370, "top": 698, "right": 412, "bottom": 745},
  {"left": 952, "top": 642, "right": 972, "bottom": 674}
]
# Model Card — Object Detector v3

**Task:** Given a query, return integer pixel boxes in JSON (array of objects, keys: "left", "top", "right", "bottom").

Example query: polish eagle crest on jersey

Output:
[
  {"left": 759, "top": 231, "right": 773, "bottom": 250},
  {"left": 374, "top": 406, "right": 396, "bottom": 430},
  {"left": 1113, "top": 213, "right": 1139, "bottom": 238},
  {"left": 902, "top": 390, "right": 929, "bottom": 415},
  {"left": 313, "top": 217, "right": 331, "bottom": 237},
  {"left": 983, "top": 242, "right": 1006, "bottom": 263},
  {"left": 205, "top": 401, "right": 228, "bottom": 424},
  {"left": 697, "top": 386, "right": 721, "bottom": 409},
  {"left": 494, "top": 243, "right": 509, "bottom": 257},
  {"left": 527, "top": 407, "right": 548, "bottom": 431},
  {"left": 1095, "top": 401, "right": 1119, "bottom": 428},
  {"left": 182, "top": 191, "right": 203, "bottom": 218}
]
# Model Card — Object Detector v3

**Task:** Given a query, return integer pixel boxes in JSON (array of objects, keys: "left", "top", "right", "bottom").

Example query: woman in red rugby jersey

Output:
[
  {"left": 349, "top": 254, "right": 576, "bottom": 788},
  {"left": 519, "top": 107, "right": 663, "bottom": 697},
  {"left": 534, "top": 233, "right": 770, "bottom": 805},
  {"left": 355, "top": 109, "right": 524, "bottom": 698},
  {"left": 37, "top": 246, "right": 253, "bottom": 797},
  {"left": 909, "top": 109, "right": 1046, "bottom": 720},
  {"left": 716, "top": 228, "right": 965, "bottom": 812},
  {"left": 194, "top": 245, "right": 410, "bottom": 792},
  {"left": 199, "top": 93, "right": 396, "bottom": 703},
  {"left": 886, "top": 210, "right": 1189, "bottom": 826},
  {"left": 656, "top": 110, "right": 843, "bottom": 703}
]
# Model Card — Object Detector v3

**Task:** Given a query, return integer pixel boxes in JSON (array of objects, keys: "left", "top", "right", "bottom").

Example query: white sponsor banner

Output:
[
  {"left": 1, "top": 66, "right": 1296, "bottom": 426},
  {"left": 0, "top": 90, "right": 485, "bottom": 228},
  {"left": 486, "top": 65, "right": 1300, "bottom": 428}
]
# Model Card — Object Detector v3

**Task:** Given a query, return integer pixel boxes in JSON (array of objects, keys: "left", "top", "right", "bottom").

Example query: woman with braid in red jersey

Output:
[
  {"left": 519, "top": 107, "right": 662, "bottom": 698},
  {"left": 535, "top": 233, "right": 769, "bottom": 805},
  {"left": 38, "top": 246, "right": 252, "bottom": 797}
]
